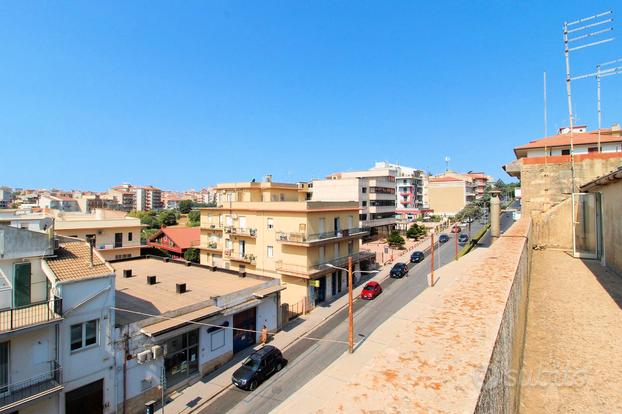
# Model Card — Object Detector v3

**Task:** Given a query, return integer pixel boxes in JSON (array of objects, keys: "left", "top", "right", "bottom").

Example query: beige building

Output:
[
  {"left": 53, "top": 209, "right": 143, "bottom": 261},
  {"left": 427, "top": 173, "right": 476, "bottom": 216},
  {"left": 200, "top": 181, "right": 374, "bottom": 308}
]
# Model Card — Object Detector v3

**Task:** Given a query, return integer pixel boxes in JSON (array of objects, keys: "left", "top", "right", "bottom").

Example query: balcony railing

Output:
[
  {"left": 224, "top": 250, "right": 256, "bottom": 265},
  {"left": 224, "top": 227, "right": 257, "bottom": 237},
  {"left": 0, "top": 297, "right": 63, "bottom": 334},
  {"left": 0, "top": 361, "right": 63, "bottom": 410},
  {"left": 275, "top": 251, "right": 376, "bottom": 277},
  {"left": 275, "top": 227, "right": 368, "bottom": 245},
  {"left": 203, "top": 241, "right": 221, "bottom": 250}
]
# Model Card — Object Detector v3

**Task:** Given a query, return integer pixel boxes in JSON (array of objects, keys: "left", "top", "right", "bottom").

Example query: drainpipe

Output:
[
  {"left": 123, "top": 330, "right": 129, "bottom": 414},
  {"left": 490, "top": 190, "right": 501, "bottom": 241}
]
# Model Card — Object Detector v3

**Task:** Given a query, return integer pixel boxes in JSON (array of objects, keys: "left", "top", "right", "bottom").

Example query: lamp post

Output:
[{"left": 326, "top": 261, "right": 379, "bottom": 353}]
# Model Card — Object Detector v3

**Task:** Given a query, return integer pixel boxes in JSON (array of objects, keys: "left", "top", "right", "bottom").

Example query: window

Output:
[
  {"left": 359, "top": 214, "right": 367, "bottom": 221},
  {"left": 267, "top": 245, "right": 274, "bottom": 258},
  {"left": 361, "top": 187, "right": 367, "bottom": 193},
  {"left": 267, "top": 218, "right": 274, "bottom": 229},
  {"left": 279, "top": 193, "right": 285, "bottom": 201},
  {"left": 128, "top": 232, "right": 133, "bottom": 242},
  {"left": 115, "top": 232, "right": 123, "bottom": 248},
  {"left": 361, "top": 201, "right": 367, "bottom": 207},
  {"left": 561, "top": 149, "right": 571, "bottom": 155},
  {"left": 369, "top": 200, "right": 396, "bottom": 207},
  {"left": 115, "top": 254, "right": 131, "bottom": 260},
  {"left": 70, "top": 320, "right": 98, "bottom": 352},
  {"left": 588, "top": 147, "right": 598, "bottom": 153}
]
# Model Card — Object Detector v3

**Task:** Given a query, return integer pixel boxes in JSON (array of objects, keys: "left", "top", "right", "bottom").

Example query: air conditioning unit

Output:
[
  {"left": 137, "top": 350, "right": 152, "bottom": 364},
  {"left": 151, "top": 345, "right": 163, "bottom": 359}
]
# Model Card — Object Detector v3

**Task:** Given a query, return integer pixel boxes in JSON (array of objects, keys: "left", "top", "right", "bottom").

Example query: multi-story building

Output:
[
  {"left": 427, "top": 172, "right": 476, "bottom": 216},
  {"left": 0, "top": 187, "right": 12, "bottom": 209},
  {"left": 0, "top": 219, "right": 116, "bottom": 414},
  {"left": 52, "top": 209, "right": 143, "bottom": 261},
  {"left": 108, "top": 184, "right": 163, "bottom": 211},
  {"left": 465, "top": 172, "right": 492, "bottom": 200},
  {"left": 199, "top": 180, "right": 374, "bottom": 308},
  {"left": 39, "top": 195, "right": 81, "bottom": 212}
]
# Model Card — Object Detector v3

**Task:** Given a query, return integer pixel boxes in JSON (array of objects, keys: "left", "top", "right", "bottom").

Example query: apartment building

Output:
[
  {"left": 200, "top": 180, "right": 374, "bottom": 308},
  {"left": 465, "top": 172, "right": 492, "bottom": 200},
  {"left": 108, "top": 184, "right": 163, "bottom": 212},
  {"left": 0, "top": 221, "right": 116, "bottom": 414},
  {"left": 53, "top": 209, "right": 143, "bottom": 261},
  {"left": 112, "top": 257, "right": 282, "bottom": 413},
  {"left": 39, "top": 195, "right": 81, "bottom": 213},
  {"left": 427, "top": 172, "right": 476, "bottom": 216},
  {"left": 0, "top": 188, "right": 12, "bottom": 209}
]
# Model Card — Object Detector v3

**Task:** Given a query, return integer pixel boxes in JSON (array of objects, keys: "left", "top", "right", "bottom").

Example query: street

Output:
[{"left": 199, "top": 215, "right": 515, "bottom": 414}]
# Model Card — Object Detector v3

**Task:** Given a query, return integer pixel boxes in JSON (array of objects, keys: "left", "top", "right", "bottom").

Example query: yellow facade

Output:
[{"left": 200, "top": 183, "right": 374, "bottom": 307}]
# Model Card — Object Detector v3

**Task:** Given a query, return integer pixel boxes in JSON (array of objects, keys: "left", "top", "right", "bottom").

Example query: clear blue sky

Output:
[{"left": 1, "top": 1, "right": 621, "bottom": 191}]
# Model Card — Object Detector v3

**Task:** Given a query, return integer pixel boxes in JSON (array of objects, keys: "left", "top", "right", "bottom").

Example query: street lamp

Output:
[{"left": 326, "top": 259, "right": 379, "bottom": 353}]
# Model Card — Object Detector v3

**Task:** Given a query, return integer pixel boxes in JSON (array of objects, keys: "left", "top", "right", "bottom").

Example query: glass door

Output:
[
  {"left": 573, "top": 193, "right": 601, "bottom": 259},
  {"left": 14, "top": 263, "right": 31, "bottom": 307},
  {"left": 0, "top": 342, "right": 8, "bottom": 396}
]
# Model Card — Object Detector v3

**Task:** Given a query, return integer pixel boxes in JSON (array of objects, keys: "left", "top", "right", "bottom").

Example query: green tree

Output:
[
  {"left": 406, "top": 223, "right": 427, "bottom": 239},
  {"left": 455, "top": 203, "right": 483, "bottom": 223},
  {"left": 187, "top": 210, "right": 201, "bottom": 227},
  {"left": 387, "top": 231, "right": 405, "bottom": 247},
  {"left": 158, "top": 210, "right": 177, "bottom": 227},
  {"left": 178, "top": 200, "right": 193, "bottom": 214},
  {"left": 183, "top": 248, "right": 200, "bottom": 263}
]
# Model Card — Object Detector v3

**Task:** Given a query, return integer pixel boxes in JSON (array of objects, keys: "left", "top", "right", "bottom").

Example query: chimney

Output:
[
  {"left": 264, "top": 174, "right": 272, "bottom": 183},
  {"left": 86, "top": 236, "right": 95, "bottom": 268},
  {"left": 176, "top": 283, "right": 187, "bottom": 294},
  {"left": 147, "top": 275, "right": 157, "bottom": 285}
]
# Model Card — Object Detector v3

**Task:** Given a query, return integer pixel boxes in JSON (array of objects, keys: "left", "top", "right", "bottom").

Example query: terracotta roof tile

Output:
[
  {"left": 148, "top": 227, "right": 200, "bottom": 249},
  {"left": 46, "top": 242, "right": 114, "bottom": 282},
  {"left": 514, "top": 132, "right": 621, "bottom": 151}
]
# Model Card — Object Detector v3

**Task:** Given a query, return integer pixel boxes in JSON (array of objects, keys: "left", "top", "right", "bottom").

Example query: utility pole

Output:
[
  {"left": 596, "top": 58, "right": 622, "bottom": 152},
  {"left": 430, "top": 233, "right": 435, "bottom": 286},
  {"left": 348, "top": 256, "right": 353, "bottom": 354},
  {"left": 444, "top": 156, "right": 450, "bottom": 172},
  {"left": 543, "top": 71, "right": 548, "bottom": 137},
  {"left": 454, "top": 227, "right": 458, "bottom": 261}
]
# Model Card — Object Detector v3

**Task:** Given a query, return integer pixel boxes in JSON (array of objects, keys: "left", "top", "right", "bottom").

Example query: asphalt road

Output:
[{"left": 198, "top": 214, "right": 520, "bottom": 414}]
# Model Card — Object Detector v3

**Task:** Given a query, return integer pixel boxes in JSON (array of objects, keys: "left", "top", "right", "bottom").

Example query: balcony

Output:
[
  {"left": 275, "top": 250, "right": 376, "bottom": 278},
  {"left": 203, "top": 223, "right": 224, "bottom": 231},
  {"left": 224, "top": 250, "right": 256, "bottom": 265},
  {"left": 0, "top": 297, "right": 63, "bottom": 335},
  {"left": 275, "top": 228, "right": 368, "bottom": 246},
  {"left": 0, "top": 361, "right": 63, "bottom": 412},
  {"left": 224, "top": 227, "right": 257, "bottom": 238},
  {"left": 202, "top": 241, "right": 222, "bottom": 252}
]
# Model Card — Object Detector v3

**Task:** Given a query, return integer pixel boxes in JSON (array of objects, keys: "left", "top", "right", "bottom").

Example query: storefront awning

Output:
[
  {"left": 140, "top": 305, "right": 222, "bottom": 337},
  {"left": 252, "top": 284, "right": 286, "bottom": 298}
]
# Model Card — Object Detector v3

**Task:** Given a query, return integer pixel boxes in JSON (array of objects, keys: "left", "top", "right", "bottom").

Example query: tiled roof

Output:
[
  {"left": 46, "top": 242, "right": 114, "bottom": 282},
  {"left": 148, "top": 227, "right": 200, "bottom": 249},
  {"left": 429, "top": 177, "right": 463, "bottom": 182},
  {"left": 514, "top": 132, "right": 621, "bottom": 151}
]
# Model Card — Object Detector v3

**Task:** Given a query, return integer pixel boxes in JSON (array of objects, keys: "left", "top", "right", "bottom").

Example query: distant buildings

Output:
[
  {"left": 108, "top": 184, "right": 163, "bottom": 211},
  {"left": 0, "top": 187, "right": 12, "bottom": 208},
  {"left": 200, "top": 179, "right": 373, "bottom": 308}
]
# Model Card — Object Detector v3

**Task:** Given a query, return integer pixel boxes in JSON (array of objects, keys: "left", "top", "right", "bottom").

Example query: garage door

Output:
[
  {"left": 65, "top": 379, "right": 103, "bottom": 414},
  {"left": 233, "top": 307, "right": 256, "bottom": 353}
]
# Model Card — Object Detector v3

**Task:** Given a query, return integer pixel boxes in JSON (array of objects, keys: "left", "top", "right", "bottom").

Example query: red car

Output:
[
  {"left": 450, "top": 225, "right": 462, "bottom": 233},
  {"left": 360, "top": 281, "right": 382, "bottom": 300}
]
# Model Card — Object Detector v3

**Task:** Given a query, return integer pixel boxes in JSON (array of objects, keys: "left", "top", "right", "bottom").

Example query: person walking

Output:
[{"left": 260, "top": 325, "right": 269, "bottom": 346}]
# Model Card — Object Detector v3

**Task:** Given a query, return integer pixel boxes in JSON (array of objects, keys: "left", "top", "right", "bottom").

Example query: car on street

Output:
[
  {"left": 458, "top": 234, "right": 469, "bottom": 245},
  {"left": 389, "top": 262, "right": 409, "bottom": 278},
  {"left": 232, "top": 346, "right": 286, "bottom": 391},
  {"left": 410, "top": 251, "right": 424, "bottom": 263},
  {"left": 360, "top": 281, "right": 382, "bottom": 300},
  {"left": 451, "top": 225, "right": 461, "bottom": 233},
  {"left": 438, "top": 234, "right": 450, "bottom": 243}
]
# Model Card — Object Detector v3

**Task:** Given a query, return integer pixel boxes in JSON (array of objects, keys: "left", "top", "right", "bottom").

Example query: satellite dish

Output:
[{"left": 39, "top": 217, "right": 54, "bottom": 231}]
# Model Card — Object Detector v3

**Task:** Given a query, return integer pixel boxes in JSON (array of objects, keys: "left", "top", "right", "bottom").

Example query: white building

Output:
[
  {"left": 112, "top": 258, "right": 283, "bottom": 413},
  {"left": 0, "top": 188, "right": 12, "bottom": 209},
  {"left": 0, "top": 219, "right": 116, "bottom": 414}
]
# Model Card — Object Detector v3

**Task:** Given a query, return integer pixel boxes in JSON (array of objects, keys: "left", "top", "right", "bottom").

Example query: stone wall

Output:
[
  {"left": 475, "top": 221, "right": 531, "bottom": 414},
  {"left": 531, "top": 198, "right": 573, "bottom": 250}
]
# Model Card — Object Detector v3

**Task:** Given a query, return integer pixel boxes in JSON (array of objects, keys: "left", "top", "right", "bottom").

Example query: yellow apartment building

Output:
[
  {"left": 52, "top": 208, "right": 144, "bottom": 261},
  {"left": 200, "top": 180, "right": 375, "bottom": 308}
]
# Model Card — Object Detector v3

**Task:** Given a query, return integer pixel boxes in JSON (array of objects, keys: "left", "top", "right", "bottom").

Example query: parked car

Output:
[
  {"left": 438, "top": 234, "right": 450, "bottom": 243},
  {"left": 410, "top": 251, "right": 424, "bottom": 263},
  {"left": 360, "top": 281, "right": 382, "bottom": 300},
  {"left": 232, "top": 346, "right": 286, "bottom": 391},
  {"left": 389, "top": 262, "right": 409, "bottom": 278},
  {"left": 458, "top": 234, "right": 469, "bottom": 245}
]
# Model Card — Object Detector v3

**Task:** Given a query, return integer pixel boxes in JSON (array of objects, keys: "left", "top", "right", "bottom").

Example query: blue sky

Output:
[{"left": 1, "top": 1, "right": 621, "bottom": 191}]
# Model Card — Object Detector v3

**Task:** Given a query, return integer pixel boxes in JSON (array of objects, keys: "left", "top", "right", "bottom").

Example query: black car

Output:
[
  {"left": 232, "top": 346, "right": 286, "bottom": 391},
  {"left": 438, "top": 234, "right": 450, "bottom": 243},
  {"left": 458, "top": 234, "right": 469, "bottom": 245},
  {"left": 389, "top": 262, "right": 409, "bottom": 278},
  {"left": 410, "top": 251, "right": 424, "bottom": 263}
]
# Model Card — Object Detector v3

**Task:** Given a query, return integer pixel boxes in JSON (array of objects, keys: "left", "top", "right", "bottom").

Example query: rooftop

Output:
[
  {"left": 201, "top": 200, "right": 359, "bottom": 212},
  {"left": 114, "top": 258, "right": 266, "bottom": 323},
  {"left": 514, "top": 132, "right": 622, "bottom": 154},
  {"left": 46, "top": 242, "right": 114, "bottom": 283},
  {"left": 147, "top": 226, "right": 200, "bottom": 249}
]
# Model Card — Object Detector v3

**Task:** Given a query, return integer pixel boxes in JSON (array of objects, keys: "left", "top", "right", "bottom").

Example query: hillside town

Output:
[{"left": 1, "top": 3, "right": 621, "bottom": 414}]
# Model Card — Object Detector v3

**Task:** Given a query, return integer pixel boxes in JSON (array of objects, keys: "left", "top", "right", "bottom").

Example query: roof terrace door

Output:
[
  {"left": 13, "top": 262, "right": 31, "bottom": 307},
  {"left": 572, "top": 193, "right": 601, "bottom": 260}
]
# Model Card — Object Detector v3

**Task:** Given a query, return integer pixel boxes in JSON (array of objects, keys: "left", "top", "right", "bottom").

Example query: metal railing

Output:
[
  {"left": 0, "top": 361, "right": 62, "bottom": 408},
  {"left": 224, "top": 227, "right": 257, "bottom": 237},
  {"left": 275, "top": 251, "right": 376, "bottom": 276},
  {"left": 275, "top": 227, "right": 368, "bottom": 244},
  {"left": 0, "top": 297, "right": 63, "bottom": 334},
  {"left": 223, "top": 250, "right": 256, "bottom": 264}
]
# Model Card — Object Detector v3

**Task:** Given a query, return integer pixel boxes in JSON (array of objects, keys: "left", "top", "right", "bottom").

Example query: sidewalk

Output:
[{"left": 156, "top": 237, "right": 432, "bottom": 414}]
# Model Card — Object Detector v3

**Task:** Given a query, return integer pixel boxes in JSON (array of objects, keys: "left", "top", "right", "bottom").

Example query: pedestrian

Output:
[{"left": 260, "top": 325, "right": 268, "bottom": 345}]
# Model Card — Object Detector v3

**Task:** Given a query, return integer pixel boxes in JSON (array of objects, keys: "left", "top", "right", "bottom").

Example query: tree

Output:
[
  {"left": 184, "top": 248, "right": 200, "bottom": 263},
  {"left": 455, "top": 203, "right": 483, "bottom": 223},
  {"left": 178, "top": 199, "right": 193, "bottom": 214},
  {"left": 406, "top": 223, "right": 427, "bottom": 239},
  {"left": 158, "top": 210, "right": 177, "bottom": 227},
  {"left": 387, "top": 231, "right": 405, "bottom": 247},
  {"left": 187, "top": 210, "right": 201, "bottom": 227}
]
